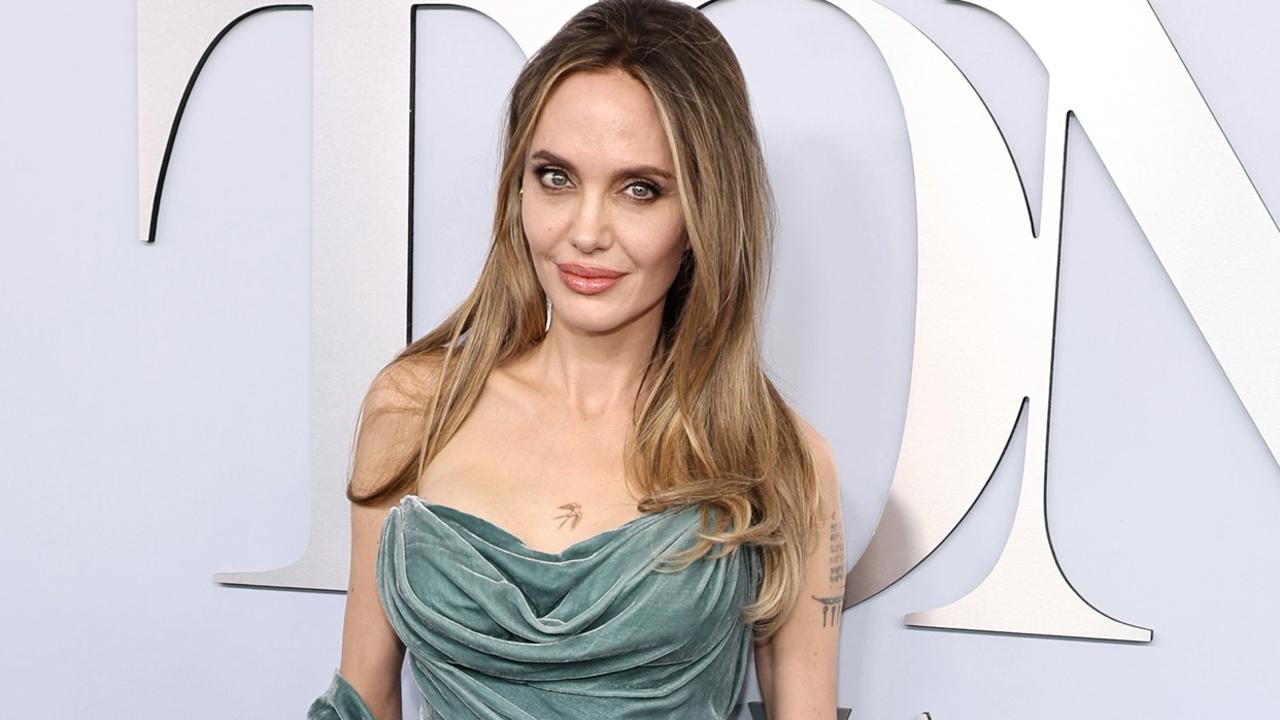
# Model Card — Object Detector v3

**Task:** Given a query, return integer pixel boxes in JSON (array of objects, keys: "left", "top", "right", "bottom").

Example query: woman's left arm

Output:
[{"left": 753, "top": 415, "right": 845, "bottom": 719}]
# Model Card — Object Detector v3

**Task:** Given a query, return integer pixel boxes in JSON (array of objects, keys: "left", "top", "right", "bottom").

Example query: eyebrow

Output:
[{"left": 528, "top": 148, "right": 675, "bottom": 182}]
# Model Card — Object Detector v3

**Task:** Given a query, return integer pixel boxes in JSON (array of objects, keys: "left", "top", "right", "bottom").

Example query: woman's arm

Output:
[
  {"left": 753, "top": 413, "right": 845, "bottom": 719},
  {"left": 331, "top": 360, "right": 437, "bottom": 719}
]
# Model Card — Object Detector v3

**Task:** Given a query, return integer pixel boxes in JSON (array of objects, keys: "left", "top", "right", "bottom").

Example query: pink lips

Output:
[{"left": 557, "top": 262, "right": 624, "bottom": 295}]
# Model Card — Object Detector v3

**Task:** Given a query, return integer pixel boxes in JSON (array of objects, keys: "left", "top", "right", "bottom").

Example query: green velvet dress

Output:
[{"left": 308, "top": 495, "right": 762, "bottom": 719}]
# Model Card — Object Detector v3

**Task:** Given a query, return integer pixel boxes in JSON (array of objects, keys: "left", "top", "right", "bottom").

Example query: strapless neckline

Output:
[
  {"left": 395, "top": 494, "right": 695, "bottom": 559},
  {"left": 309, "top": 494, "right": 762, "bottom": 719}
]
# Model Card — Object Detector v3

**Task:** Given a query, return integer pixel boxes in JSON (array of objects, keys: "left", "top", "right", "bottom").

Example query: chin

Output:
[
  {"left": 557, "top": 312, "right": 620, "bottom": 335},
  {"left": 551, "top": 301, "right": 629, "bottom": 334}
]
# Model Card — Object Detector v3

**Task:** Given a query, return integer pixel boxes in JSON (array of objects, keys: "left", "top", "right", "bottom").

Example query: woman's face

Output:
[{"left": 520, "top": 68, "right": 688, "bottom": 337}]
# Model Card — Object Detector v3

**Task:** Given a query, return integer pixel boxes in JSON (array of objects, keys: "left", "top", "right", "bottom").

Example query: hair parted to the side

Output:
[{"left": 347, "top": 0, "right": 822, "bottom": 642}]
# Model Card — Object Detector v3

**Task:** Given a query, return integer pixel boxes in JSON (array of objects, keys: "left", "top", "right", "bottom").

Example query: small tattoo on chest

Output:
[{"left": 554, "top": 502, "right": 583, "bottom": 530}]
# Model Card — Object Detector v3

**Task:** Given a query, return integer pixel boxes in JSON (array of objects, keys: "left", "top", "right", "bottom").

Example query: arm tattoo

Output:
[
  {"left": 812, "top": 594, "right": 843, "bottom": 628},
  {"left": 811, "top": 510, "right": 847, "bottom": 629},
  {"left": 828, "top": 510, "right": 846, "bottom": 586}
]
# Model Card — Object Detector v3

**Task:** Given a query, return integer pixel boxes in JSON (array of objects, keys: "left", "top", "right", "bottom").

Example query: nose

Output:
[{"left": 567, "top": 190, "right": 613, "bottom": 254}]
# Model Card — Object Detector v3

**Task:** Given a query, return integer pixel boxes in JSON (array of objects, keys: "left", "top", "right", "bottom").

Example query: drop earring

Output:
[{"left": 544, "top": 295, "right": 552, "bottom": 333}]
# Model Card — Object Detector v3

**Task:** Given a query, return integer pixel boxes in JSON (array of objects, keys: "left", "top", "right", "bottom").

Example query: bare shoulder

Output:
[
  {"left": 365, "top": 350, "right": 446, "bottom": 412},
  {"left": 348, "top": 351, "right": 445, "bottom": 497},
  {"left": 784, "top": 406, "right": 840, "bottom": 513},
  {"left": 786, "top": 408, "right": 835, "bottom": 470}
]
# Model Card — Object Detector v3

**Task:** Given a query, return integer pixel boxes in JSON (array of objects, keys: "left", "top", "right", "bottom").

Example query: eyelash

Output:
[{"left": 533, "top": 164, "right": 664, "bottom": 202}]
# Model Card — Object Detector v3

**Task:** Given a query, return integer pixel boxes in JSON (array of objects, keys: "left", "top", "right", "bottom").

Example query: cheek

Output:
[
  {"left": 621, "top": 216, "right": 686, "bottom": 297},
  {"left": 520, "top": 202, "right": 561, "bottom": 256},
  {"left": 634, "top": 213, "right": 686, "bottom": 270}
]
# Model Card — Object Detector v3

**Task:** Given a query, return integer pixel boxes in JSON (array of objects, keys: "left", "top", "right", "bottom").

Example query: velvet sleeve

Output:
[{"left": 306, "top": 669, "right": 378, "bottom": 720}]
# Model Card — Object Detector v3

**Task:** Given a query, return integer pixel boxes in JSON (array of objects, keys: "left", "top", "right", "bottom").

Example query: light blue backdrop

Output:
[{"left": 1, "top": 1, "right": 1277, "bottom": 717}]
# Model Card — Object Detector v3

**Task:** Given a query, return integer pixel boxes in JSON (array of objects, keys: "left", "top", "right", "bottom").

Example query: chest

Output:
[{"left": 414, "top": 374, "right": 647, "bottom": 554}]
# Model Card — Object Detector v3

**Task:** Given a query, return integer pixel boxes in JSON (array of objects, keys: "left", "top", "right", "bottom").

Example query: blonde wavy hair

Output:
[{"left": 349, "top": 0, "right": 821, "bottom": 641}]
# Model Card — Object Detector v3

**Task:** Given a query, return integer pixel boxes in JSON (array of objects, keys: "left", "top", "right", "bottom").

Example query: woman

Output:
[{"left": 309, "top": 0, "right": 843, "bottom": 717}]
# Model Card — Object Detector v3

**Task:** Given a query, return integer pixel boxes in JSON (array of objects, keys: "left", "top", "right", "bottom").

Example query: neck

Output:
[{"left": 526, "top": 300, "right": 664, "bottom": 418}]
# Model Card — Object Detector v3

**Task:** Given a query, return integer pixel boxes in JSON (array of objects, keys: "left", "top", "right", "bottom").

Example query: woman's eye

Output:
[
  {"left": 538, "top": 168, "right": 570, "bottom": 189},
  {"left": 533, "top": 167, "right": 660, "bottom": 201},
  {"left": 627, "top": 182, "right": 661, "bottom": 201}
]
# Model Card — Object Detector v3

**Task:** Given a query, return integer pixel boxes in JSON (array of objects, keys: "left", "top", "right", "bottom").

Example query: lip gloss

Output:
[{"left": 559, "top": 267, "right": 619, "bottom": 294}]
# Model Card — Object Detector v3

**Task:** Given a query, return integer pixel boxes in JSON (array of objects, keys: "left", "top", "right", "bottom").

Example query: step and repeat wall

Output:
[{"left": 3, "top": 0, "right": 1277, "bottom": 717}]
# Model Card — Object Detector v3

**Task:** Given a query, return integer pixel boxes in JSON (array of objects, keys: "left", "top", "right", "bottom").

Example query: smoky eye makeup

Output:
[
  {"left": 626, "top": 179, "right": 663, "bottom": 200},
  {"left": 533, "top": 164, "right": 571, "bottom": 189},
  {"left": 530, "top": 163, "right": 665, "bottom": 202}
]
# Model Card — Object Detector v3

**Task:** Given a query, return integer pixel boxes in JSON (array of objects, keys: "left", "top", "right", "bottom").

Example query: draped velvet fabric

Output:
[{"left": 308, "top": 495, "right": 761, "bottom": 719}]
